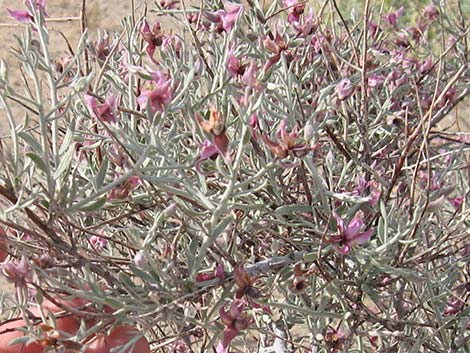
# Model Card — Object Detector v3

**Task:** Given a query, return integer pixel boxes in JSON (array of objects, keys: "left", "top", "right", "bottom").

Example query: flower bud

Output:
[
  {"left": 303, "top": 123, "right": 314, "bottom": 142},
  {"left": 163, "top": 202, "right": 177, "bottom": 217},
  {"left": 134, "top": 250, "right": 147, "bottom": 267},
  {"left": 2, "top": 256, "right": 33, "bottom": 288}
]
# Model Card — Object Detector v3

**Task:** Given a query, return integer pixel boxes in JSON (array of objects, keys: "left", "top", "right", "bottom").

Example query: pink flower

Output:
[
  {"left": 443, "top": 296, "right": 465, "bottom": 316},
  {"left": 7, "top": 0, "right": 46, "bottom": 24},
  {"left": 419, "top": 58, "right": 434, "bottom": 73},
  {"left": 262, "top": 33, "right": 284, "bottom": 55},
  {"left": 292, "top": 8, "right": 316, "bottom": 37},
  {"left": 330, "top": 212, "right": 373, "bottom": 254},
  {"left": 335, "top": 78, "right": 354, "bottom": 101},
  {"left": 262, "top": 30, "right": 290, "bottom": 72},
  {"left": 195, "top": 140, "right": 220, "bottom": 174},
  {"left": 216, "top": 300, "right": 252, "bottom": 353},
  {"left": 2, "top": 256, "right": 33, "bottom": 289},
  {"left": 141, "top": 20, "right": 161, "bottom": 44},
  {"left": 249, "top": 113, "right": 259, "bottom": 140},
  {"left": 442, "top": 86, "right": 457, "bottom": 105},
  {"left": 261, "top": 120, "right": 309, "bottom": 159},
  {"left": 193, "top": 106, "right": 231, "bottom": 174},
  {"left": 368, "top": 74, "right": 385, "bottom": 88},
  {"left": 7, "top": 9, "right": 32, "bottom": 23},
  {"left": 195, "top": 263, "right": 225, "bottom": 283},
  {"left": 241, "top": 60, "right": 262, "bottom": 91},
  {"left": 395, "top": 33, "right": 411, "bottom": 48},
  {"left": 204, "top": 1, "right": 242, "bottom": 34},
  {"left": 233, "top": 264, "right": 261, "bottom": 300},
  {"left": 386, "top": 69, "right": 406, "bottom": 90},
  {"left": 220, "top": 1, "right": 242, "bottom": 33},
  {"left": 310, "top": 34, "right": 327, "bottom": 54},
  {"left": 283, "top": 0, "right": 305, "bottom": 24},
  {"left": 141, "top": 19, "right": 162, "bottom": 62},
  {"left": 187, "top": 13, "right": 209, "bottom": 31},
  {"left": 354, "top": 176, "right": 381, "bottom": 206},
  {"left": 195, "top": 140, "right": 219, "bottom": 174},
  {"left": 161, "top": 34, "right": 182, "bottom": 55},
  {"left": 196, "top": 106, "right": 230, "bottom": 158},
  {"left": 408, "top": 26, "right": 422, "bottom": 44},
  {"left": 90, "top": 235, "right": 108, "bottom": 251},
  {"left": 383, "top": 6, "right": 404, "bottom": 28},
  {"left": 137, "top": 71, "right": 172, "bottom": 115},
  {"left": 93, "top": 31, "right": 111, "bottom": 61},
  {"left": 85, "top": 94, "right": 118, "bottom": 123},
  {"left": 108, "top": 175, "right": 141, "bottom": 200},
  {"left": 423, "top": 4, "right": 439, "bottom": 22},
  {"left": 169, "top": 341, "right": 189, "bottom": 353},
  {"left": 323, "top": 326, "right": 346, "bottom": 351},
  {"left": 449, "top": 196, "right": 463, "bottom": 210},
  {"left": 226, "top": 48, "right": 243, "bottom": 78}
]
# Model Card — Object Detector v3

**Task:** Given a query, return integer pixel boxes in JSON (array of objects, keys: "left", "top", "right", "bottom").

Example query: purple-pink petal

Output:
[
  {"left": 384, "top": 6, "right": 404, "bottom": 27},
  {"left": 334, "top": 244, "right": 351, "bottom": 255},
  {"left": 226, "top": 49, "right": 240, "bottom": 77},
  {"left": 219, "top": 305, "right": 233, "bottom": 326},
  {"left": 215, "top": 263, "right": 225, "bottom": 281},
  {"left": 344, "top": 214, "right": 364, "bottom": 240},
  {"left": 229, "top": 299, "right": 246, "bottom": 318},
  {"left": 85, "top": 94, "right": 117, "bottom": 123},
  {"left": 138, "top": 72, "right": 172, "bottom": 114},
  {"left": 349, "top": 229, "right": 373, "bottom": 246},
  {"left": 36, "top": 0, "right": 46, "bottom": 9},
  {"left": 145, "top": 44, "right": 158, "bottom": 64},
  {"left": 215, "top": 342, "right": 228, "bottom": 353},
  {"left": 368, "top": 74, "right": 385, "bottom": 88},
  {"left": 423, "top": 4, "right": 439, "bottom": 22},
  {"left": 141, "top": 19, "right": 151, "bottom": 35},
  {"left": 195, "top": 141, "right": 219, "bottom": 174},
  {"left": 332, "top": 212, "right": 345, "bottom": 235},
  {"left": 216, "top": 326, "right": 239, "bottom": 353},
  {"left": 241, "top": 60, "right": 260, "bottom": 90},
  {"left": 84, "top": 94, "right": 97, "bottom": 111},
  {"left": 221, "top": 2, "right": 242, "bottom": 32},
  {"left": 276, "top": 120, "right": 288, "bottom": 139},
  {"left": 336, "top": 78, "right": 354, "bottom": 100},
  {"left": 128, "top": 176, "right": 141, "bottom": 188},
  {"left": 199, "top": 141, "right": 219, "bottom": 160},
  {"left": 7, "top": 9, "right": 32, "bottom": 23},
  {"left": 203, "top": 9, "right": 222, "bottom": 23},
  {"left": 449, "top": 196, "right": 463, "bottom": 209}
]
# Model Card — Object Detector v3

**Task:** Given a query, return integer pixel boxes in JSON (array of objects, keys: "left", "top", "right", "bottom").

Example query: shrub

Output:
[{"left": 0, "top": 0, "right": 469, "bottom": 352}]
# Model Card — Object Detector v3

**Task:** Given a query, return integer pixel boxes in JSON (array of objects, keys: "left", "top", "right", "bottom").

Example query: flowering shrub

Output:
[{"left": 0, "top": 0, "right": 469, "bottom": 352}]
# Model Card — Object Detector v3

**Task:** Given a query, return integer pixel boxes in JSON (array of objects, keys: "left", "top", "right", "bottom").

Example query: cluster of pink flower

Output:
[
  {"left": 8, "top": 0, "right": 46, "bottom": 25},
  {"left": 4, "top": 0, "right": 468, "bottom": 351}
]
